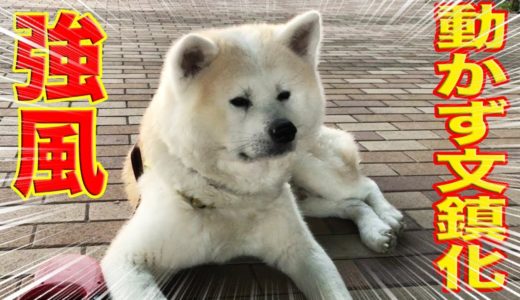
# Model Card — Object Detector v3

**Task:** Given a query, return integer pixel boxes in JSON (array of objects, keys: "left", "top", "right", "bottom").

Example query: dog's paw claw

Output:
[
  {"left": 377, "top": 207, "right": 405, "bottom": 234},
  {"left": 361, "top": 225, "right": 398, "bottom": 254}
]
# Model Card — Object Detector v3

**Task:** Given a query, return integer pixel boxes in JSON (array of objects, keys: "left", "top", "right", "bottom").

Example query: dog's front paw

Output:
[
  {"left": 377, "top": 206, "right": 405, "bottom": 235},
  {"left": 359, "top": 221, "right": 397, "bottom": 254}
]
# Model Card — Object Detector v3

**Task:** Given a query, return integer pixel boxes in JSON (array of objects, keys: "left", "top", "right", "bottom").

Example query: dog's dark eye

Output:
[
  {"left": 277, "top": 91, "right": 290, "bottom": 101},
  {"left": 230, "top": 97, "right": 251, "bottom": 109}
]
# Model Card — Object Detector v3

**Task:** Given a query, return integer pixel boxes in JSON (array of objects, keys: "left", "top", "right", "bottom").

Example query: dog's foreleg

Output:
[
  {"left": 299, "top": 196, "right": 397, "bottom": 253},
  {"left": 102, "top": 256, "right": 166, "bottom": 300},
  {"left": 256, "top": 196, "right": 351, "bottom": 300},
  {"left": 101, "top": 239, "right": 167, "bottom": 300},
  {"left": 286, "top": 242, "right": 350, "bottom": 299},
  {"left": 360, "top": 176, "right": 405, "bottom": 234},
  {"left": 100, "top": 261, "right": 165, "bottom": 300},
  {"left": 293, "top": 126, "right": 405, "bottom": 245},
  {"left": 271, "top": 231, "right": 351, "bottom": 299},
  {"left": 101, "top": 197, "right": 168, "bottom": 300}
]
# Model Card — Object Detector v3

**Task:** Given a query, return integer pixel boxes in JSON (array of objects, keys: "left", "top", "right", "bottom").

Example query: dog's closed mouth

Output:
[
  {"left": 238, "top": 145, "right": 293, "bottom": 162},
  {"left": 238, "top": 152, "right": 251, "bottom": 161}
]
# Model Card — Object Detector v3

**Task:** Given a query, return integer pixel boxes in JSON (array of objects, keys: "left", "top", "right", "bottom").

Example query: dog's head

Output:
[{"left": 157, "top": 11, "right": 324, "bottom": 188}]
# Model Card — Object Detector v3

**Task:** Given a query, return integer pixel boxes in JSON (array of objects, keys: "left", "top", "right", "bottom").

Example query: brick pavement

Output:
[{"left": 0, "top": 0, "right": 519, "bottom": 299}]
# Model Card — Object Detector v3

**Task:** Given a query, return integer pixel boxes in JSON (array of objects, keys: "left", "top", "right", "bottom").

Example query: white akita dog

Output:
[{"left": 102, "top": 11, "right": 404, "bottom": 299}]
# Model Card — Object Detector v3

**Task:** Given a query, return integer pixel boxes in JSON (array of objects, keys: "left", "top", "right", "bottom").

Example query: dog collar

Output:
[
  {"left": 176, "top": 190, "right": 215, "bottom": 209},
  {"left": 130, "top": 143, "right": 283, "bottom": 210}
]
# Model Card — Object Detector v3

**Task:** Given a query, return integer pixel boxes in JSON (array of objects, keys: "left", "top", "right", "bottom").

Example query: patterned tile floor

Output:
[{"left": 0, "top": 0, "right": 519, "bottom": 299}]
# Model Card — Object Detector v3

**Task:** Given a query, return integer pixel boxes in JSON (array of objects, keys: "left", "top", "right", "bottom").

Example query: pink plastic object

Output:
[{"left": 19, "top": 254, "right": 106, "bottom": 300}]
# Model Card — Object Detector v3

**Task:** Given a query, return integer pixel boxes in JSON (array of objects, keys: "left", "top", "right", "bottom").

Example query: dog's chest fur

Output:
[{"left": 134, "top": 163, "right": 297, "bottom": 268}]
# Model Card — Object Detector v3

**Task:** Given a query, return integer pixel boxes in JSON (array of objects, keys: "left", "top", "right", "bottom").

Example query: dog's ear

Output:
[
  {"left": 172, "top": 34, "right": 219, "bottom": 78},
  {"left": 278, "top": 11, "right": 321, "bottom": 66}
]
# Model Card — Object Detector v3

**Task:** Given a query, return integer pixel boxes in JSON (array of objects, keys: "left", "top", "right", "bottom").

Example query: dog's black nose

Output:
[{"left": 269, "top": 119, "right": 297, "bottom": 144}]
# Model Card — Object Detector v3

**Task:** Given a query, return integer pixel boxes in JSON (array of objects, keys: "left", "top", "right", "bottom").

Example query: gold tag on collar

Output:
[{"left": 177, "top": 190, "right": 215, "bottom": 209}]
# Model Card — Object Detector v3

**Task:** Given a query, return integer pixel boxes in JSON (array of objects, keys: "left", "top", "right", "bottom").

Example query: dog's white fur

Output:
[{"left": 102, "top": 11, "right": 404, "bottom": 299}]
